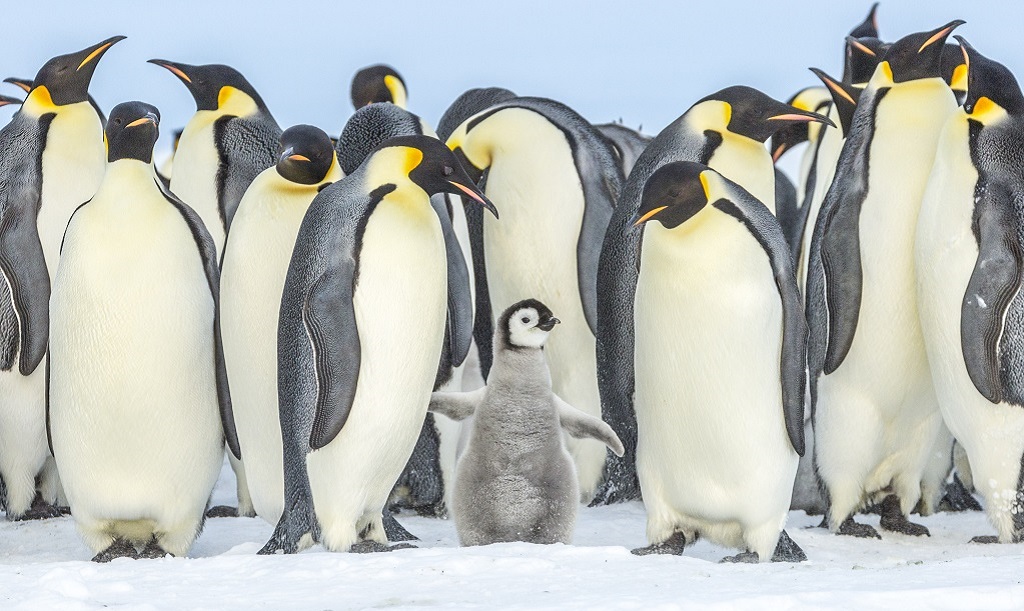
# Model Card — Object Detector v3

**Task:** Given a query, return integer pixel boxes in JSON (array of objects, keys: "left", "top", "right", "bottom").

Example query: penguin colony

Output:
[{"left": 0, "top": 4, "right": 1020, "bottom": 564}]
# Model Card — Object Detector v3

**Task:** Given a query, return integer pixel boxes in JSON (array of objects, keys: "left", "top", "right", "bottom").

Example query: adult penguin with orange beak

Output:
[{"left": 0, "top": 36, "right": 123, "bottom": 520}]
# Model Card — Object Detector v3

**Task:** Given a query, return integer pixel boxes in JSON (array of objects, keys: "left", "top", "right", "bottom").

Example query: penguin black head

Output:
[
  {"left": 27, "top": 36, "right": 124, "bottom": 107},
  {"left": 105, "top": 101, "right": 160, "bottom": 164},
  {"left": 276, "top": 125, "right": 336, "bottom": 185},
  {"left": 148, "top": 60, "right": 267, "bottom": 113},
  {"left": 351, "top": 64, "right": 406, "bottom": 109},
  {"left": 697, "top": 86, "right": 835, "bottom": 143},
  {"left": 956, "top": 37, "right": 1024, "bottom": 121},
  {"left": 372, "top": 135, "right": 498, "bottom": 217},
  {"left": 769, "top": 87, "right": 831, "bottom": 162},
  {"left": 843, "top": 37, "right": 888, "bottom": 85},
  {"left": 848, "top": 3, "right": 880, "bottom": 39},
  {"left": 436, "top": 87, "right": 517, "bottom": 141},
  {"left": 632, "top": 161, "right": 711, "bottom": 230},
  {"left": 877, "top": 20, "right": 965, "bottom": 85},
  {"left": 941, "top": 42, "right": 969, "bottom": 103},
  {"left": 810, "top": 68, "right": 860, "bottom": 135},
  {"left": 498, "top": 299, "right": 559, "bottom": 350},
  {"left": 337, "top": 102, "right": 424, "bottom": 175}
]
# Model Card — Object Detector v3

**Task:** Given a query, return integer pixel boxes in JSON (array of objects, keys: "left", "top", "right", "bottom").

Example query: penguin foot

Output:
[
  {"left": 137, "top": 537, "right": 173, "bottom": 559},
  {"left": 938, "top": 476, "right": 983, "bottom": 512},
  {"left": 879, "top": 496, "right": 929, "bottom": 536},
  {"left": 720, "top": 551, "right": 759, "bottom": 563},
  {"left": 92, "top": 538, "right": 139, "bottom": 563},
  {"left": 969, "top": 535, "right": 1000, "bottom": 544},
  {"left": 259, "top": 512, "right": 312, "bottom": 555},
  {"left": 349, "top": 540, "right": 417, "bottom": 553},
  {"left": 837, "top": 517, "right": 881, "bottom": 539},
  {"left": 630, "top": 532, "right": 687, "bottom": 556},
  {"left": 770, "top": 530, "right": 807, "bottom": 562},
  {"left": 205, "top": 505, "right": 239, "bottom": 518},
  {"left": 382, "top": 510, "right": 418, "bottom": 542},
  {"left": 589, "top": 461, "right": 642, "bottom": 507},
  {"left": 15, "top": 496, "right": 64, "bottom": 521}
]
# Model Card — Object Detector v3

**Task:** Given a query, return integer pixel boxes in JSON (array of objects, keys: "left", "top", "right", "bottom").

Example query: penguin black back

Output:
[{"left": 335, "top": 103, "right": 424, "bottom": 175}]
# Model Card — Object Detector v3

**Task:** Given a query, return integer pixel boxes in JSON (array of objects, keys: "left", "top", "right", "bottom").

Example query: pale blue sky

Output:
[{"left": 0, "top": 1, "right": 1019, "bottom": 154}]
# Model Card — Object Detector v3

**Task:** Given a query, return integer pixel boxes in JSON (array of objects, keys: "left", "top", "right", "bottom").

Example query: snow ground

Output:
[{"left": 2, "top": 462, "right": 1023, "bottom": 610}]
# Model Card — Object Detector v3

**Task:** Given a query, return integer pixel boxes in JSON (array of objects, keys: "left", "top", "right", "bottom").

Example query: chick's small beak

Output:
[{"left": 536, "top": 316, "right": 560, "bottom": 332}]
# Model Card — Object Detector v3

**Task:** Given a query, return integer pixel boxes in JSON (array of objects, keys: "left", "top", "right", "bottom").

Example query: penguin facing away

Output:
[
  {"left": 429, "top": 299, "right": 624, "bottom": 546},
  {"left": 595, "top": 122, "right": 651, "bottom": 177},
  {"left": 48, "top": 101, "right": 236, "bottom": 561},
  {"left": 628, "top": 161, "right": 806, "bottom": 563},
  {"left": 260, "top": 135, "right": 495, "bottom": 554},
  {"left": 445, "top": 96, "right": 624, "bottom": 504},
  {"left": 916, "top": 37, "right": 1024, "bottom": 543},
  {"left": 149, "top": 59, "right": 282, "bottom": 256},
  {"left": 220, "top": 124, "right": 342, "bottom": 527},
  {"left": 593, "top": 86, "right": 830, "bottom": 505},
  {"left": 0, "top": 36, "right": 123, "bottom": 521},
  {"left": 806, "top": 20, "right": 964, "bottom": 539},
  {"left": 351, "top": 64, "right": 407, "bottom": 109}
]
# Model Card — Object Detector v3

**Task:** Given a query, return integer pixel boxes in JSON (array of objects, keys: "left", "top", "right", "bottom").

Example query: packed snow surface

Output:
[{"left": 1, "top": 461, "right": 1023, "bottom": 609}]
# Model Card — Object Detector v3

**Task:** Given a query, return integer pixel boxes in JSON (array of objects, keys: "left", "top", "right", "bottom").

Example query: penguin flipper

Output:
[
  {"left": 773, "top": 167, "right": 801, "bottom": 255},
  {"left": 428, "top": 387, "right": 485, "bottom": 421},
  {"left": 431, "top": 194, "right": 473, "bottom": 368},
  {"left": 157, "top": 180, "right": 241, "bottom": 459},
  {"left": 304, "top": 262, "right": 361, "bottom": 451},
  {"left": 554, "top": 395, "right": 625, "bottom": 457},
  {"left": 961, "top": 181, "right": 1024, "bottom": 405},
  {"left": 573, "top": 138, "right": 622, "bottom": 335}
]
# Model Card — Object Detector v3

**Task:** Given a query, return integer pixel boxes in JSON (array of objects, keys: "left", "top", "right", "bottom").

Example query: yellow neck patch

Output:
[
  {"left": 401, "top": 146, "right": 424, "bottom": 175},
  {"left": 970, "top": 96, "right": 1008, "bottom": 125},
  {"left": 217, "top": 86, "right": 258, "bottom": 117},
  {"left": 876, "top": 61, "right": 895, "bottom": 87},
  {"left": 951, "top": 64, "right": 968, "bottom": 93},
  {"left": 698, "top": 171, "right": 712, "bottom": 200},
  {"left": 383, "top": 74, "right": 407, "bottom": 109},
  {"left": 23, "top": 86, "right": 58, "bottom": 115}
]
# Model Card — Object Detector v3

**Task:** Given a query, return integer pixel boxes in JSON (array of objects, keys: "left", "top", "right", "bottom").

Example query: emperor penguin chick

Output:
[
  {"left": 429, "top": 299, "right": 624, "bottom": 546},
  {"left": 48, "top": 102, "right": 234, "bottom": 561}
]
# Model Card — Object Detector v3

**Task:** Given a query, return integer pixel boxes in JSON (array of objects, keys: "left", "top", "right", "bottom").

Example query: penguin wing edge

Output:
[
  {"left": 554, "top": 395, "right": 625, "bottom": 457},
  {"left": 432, "top": 194, "right": 473, "bottom": 367},
  {"left": 961, "top": 181, "right": 1024, "bottom": 405},
  {"left": 428, "top": 387, "right": 485, "bottom": 421}
]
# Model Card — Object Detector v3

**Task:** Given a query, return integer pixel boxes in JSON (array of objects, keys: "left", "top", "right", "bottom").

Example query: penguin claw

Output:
[
  {"left": 837, "top": 517, "right": 882, "bottom": 539},
  {"left": 204, "top": 505, "right": 239, "bottom": 518},
  {"left": 969, "top": 535, "right": 1000, "bottom": 544},
  {"left": 137, "top": 537, "right": 172, "bottom": 559},
  {"left": 630, "top": 532, "right": 687, "bottom": 556},
  {"left": 92, "top": 538, "right": 139, "bottom": 563},
  {"left": 720, "top": 551, "right": 760, "bottom": 564},
  {"left": 938, "top": 476, "right": 983, "bottom": 512},
  {"left": 878, "top": 495, "right": 930, "bottom": 537},
  {"left": 349, "top": 540, "right": 417, "bottom": 554},
  {"left": 770, "top": 530, "right": 808, "bottom": 562},
  {"left": 14, "top": 497, "right": 65, "bottom": 521}
]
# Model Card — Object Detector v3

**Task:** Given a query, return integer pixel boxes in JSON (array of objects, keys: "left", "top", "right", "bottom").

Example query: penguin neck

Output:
[
  {"left": 274, "top": 154, "right": 343, "bottom": 193},
  {"left": 684, "top": 100, "right": 731, "bottom": 138},
  {"left": 94, "top": 159, "right": 161, "bottom": 206},
  {"left": 21, "top": 87, "right": 94, "bottom": 120},
  {"left": 362, "top": 147, "right": 428, "bottom": 208},
  {"left": 482, "top": 346, "right": 559, "bottom": 433},
  {"left": 183, "top": 87, "right": 261, "bottom": 134}
]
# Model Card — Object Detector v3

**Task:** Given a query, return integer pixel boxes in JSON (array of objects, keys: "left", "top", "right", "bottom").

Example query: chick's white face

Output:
[{"left": 508, "top": 307, "right": 553, "bottom": 349}]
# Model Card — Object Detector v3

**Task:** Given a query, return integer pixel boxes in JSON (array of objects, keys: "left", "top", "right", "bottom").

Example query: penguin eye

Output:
[
  {"left": 521, "top": 316, "right": 530, "bottom": 324},
  {"left": 442, "top": 166, "right": 454, "bottom": 177},
  {"left": 113, "top": 118, "right": 122, "bottom": 126}
]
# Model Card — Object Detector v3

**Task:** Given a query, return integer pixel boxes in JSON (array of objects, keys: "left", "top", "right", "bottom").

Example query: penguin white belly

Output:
[
  {"left": 170, "top": 117, "right": 224, "bottom": 254},
  {"left": 815, "top": 82, "right": 954, "bottom": 519},
  {"left": 306, "top": 196, "right": 447, "bottom": 552},
  {"left": 634, "top": 215, "right": 796, "bottom": 559},
  {"left": 481, "top": 115, "right": 604, "bottom": 500},
  {"left": 708, "top": 134, "right": 776, "bottom": 213},
  {"left": 221, "top": 170, "right": 312, "bottom": 525},
  {"left": 49, "top": 176, "right": 222, "bottom": 555},
  {"left": 0, "top": 102, "right": 104, "bottom": 517},
  {"left": 916, "top": 115, "right": 1024, "bottom": 541}
]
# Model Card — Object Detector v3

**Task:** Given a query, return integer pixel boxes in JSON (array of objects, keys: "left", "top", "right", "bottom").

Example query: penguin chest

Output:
[
  {"left": 38, "top": 104, "right": 105, "bottom": 275},
  {"left": 708, "top": 135, "right": 776, "bottom": 213},
  {"left": 170, "top": 116, "right": 224, "bottom": 252},
  {"left": 633, "top": 213, "right": 795, "bottom": 519},
  {"left": 306, "top": 196, "right": 447, "bottom": 510}
]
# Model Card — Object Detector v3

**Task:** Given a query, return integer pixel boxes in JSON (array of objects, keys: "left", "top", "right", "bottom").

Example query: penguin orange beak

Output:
[
  {"left": 768, "top": 112, "right": 836, "bottom": 129},
  {"left": 632, "top": 205, "right": 668, "bottom": 227},
  {"left": 0, "top": 95, "right": 22, "bottom": 108},
  {"left": 126, "top": 113, "right": 158, "bottom": 128},
  {"left": 288, "top": 154, "right": 311, "bottom": 162},
  {"left": 847, "top": 37, "right": 878, "bottom": 57},
  {"left": 448, "top": 180, "right": 499, "bottom": 218},
  {"left": 3, "top": 77, "right": 31, "bottom": 93},
  {"left": 919, "top": 20, "right": 966, "bottom": 54},
  {"left": 76, "top": 36, "right": 126, "bottom": 72},
  {"left": 148, "top": 59, "right": 192, "bottom": 84}
]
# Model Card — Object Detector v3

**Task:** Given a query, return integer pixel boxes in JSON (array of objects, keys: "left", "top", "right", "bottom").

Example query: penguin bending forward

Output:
[
  {"left": 0, "top": 36, "right": 123, "bottom": 520},
  {"left": 48, "top": 102, "right": 235, "bottom": 561},
  {"left": 627, "top": 161, "right": 806, "bottom": 563},
  {"left": 429, "top": 299, "right": 624, "bottom": 546},
  {"left": 260, "top": 136, "right": 495, "bottom": 554}
]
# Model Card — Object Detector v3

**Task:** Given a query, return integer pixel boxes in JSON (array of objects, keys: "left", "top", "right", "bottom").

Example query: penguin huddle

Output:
[{"left": 0, "top": 5, "right": 1022, "bottom": 565}]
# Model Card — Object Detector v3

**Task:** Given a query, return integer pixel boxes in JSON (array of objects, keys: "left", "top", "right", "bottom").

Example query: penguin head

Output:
[
  {"left": 942, "top": 42, "right": 969, "bottom": 104},
  {"left": 26, "top": 36, "right": 124, "bottom": 108},
  {"left": 848, "top": 2, "right": 880, "bottom": 39},
  {"left": 104, "top": 101, "right": 160, "bottom": 164},
  {"left": 843, "top": 37, "right": 888, "bottom": 86},
  {"left": 148, "top": 60, "right": 267, "bottom": 114},
  {"left": 693, "top": 86, "right": 835, "bottom": 144},
  {"left": 957, "top": 36, "right": 1024, "bottom": 124},
  {"left": 809, "top": 68, "right": 860, "bottom": 136},
  {"left": 276, "top": 125, "right": 337, "bottom": 185},
  {"left": 337, "top": 102, "right": 425, "bottom": 174},
  {"left": 436, "top": 87, "right": 517, "bottom": 141},
  {"left": 500, "top": 299, "right": 559, "bottom": 350},
  {"left": 874, "top": 20, "right": 964, "bottom": 85},
  {"left": 371, "top": 135, "right": 498, "bottom": 217},
  {"left": 631, "top": 161, "right": 711, "bottom": 230},
  {"left": 769, "top": 87, "right": 832, "bottom": 162},
  {"left": 351, "top": 64, "right": 407, "bottom": 109}
]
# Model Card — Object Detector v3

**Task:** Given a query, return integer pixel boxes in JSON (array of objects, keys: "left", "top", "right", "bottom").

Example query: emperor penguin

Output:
[
  {"left": 594, "top": 122, "right": 651, "bottom": 177},
  {"left": 628, "top": 162, "right": 807, "bottom": 563},
  {"left": 429, "top": 299, "right": 624, "bottom": 546},
  {"left": 445, "top": 96, "right": 625, "bottom": 504},
  {"left": 916, "top": 38, "right": 1024, "bottom": 543},
  {"left": 4, "top": 76, "right": 107, "bottom": 126},
  {"left": 0, "top": 36, "right": 123, "bottom": 520},
  {"left": 594, "top": 86, "right": 831, "bottom": 504},
  {"left": 806, "top": 20, "right": 965, "bottom": 539},
  {"left": 49, "top": 101, "right": 235, "bottom": 561},
  {"left": 148, "top": 59, "right": 282, "bottom": 255},
  {"left": 259, "top": 136, "right": 496, "bottom": 554},
  {"left": 220, "top": 124, "right": 342, "bottom": 526},
  {"left": 351, "top": 64, "right": 407, "bottom": 109}
]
